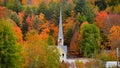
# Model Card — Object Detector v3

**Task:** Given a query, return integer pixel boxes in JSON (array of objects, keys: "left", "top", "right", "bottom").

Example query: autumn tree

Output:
[
  {"left": 109, "top": 26, "right": 120, "bottom": 49},
  {"left": 69, "top": 30, "right": 79, "bottom": 56},
  {"left": 33, "top": 15, "right": 41, "bottom": 32},
  {"left": 95, "top": 12, "right": 120, "bottom": 34},
  {"left": 24, "top": 30, "right": 60, "bottom": 68},
  {"left": 39, "top": 22, "right": 50, "bottom": 40},
  {"left": 80, "top": 24, "right": 100, "bottom": 57},
  {"left": 114, "top": 4, "right": 120, "bottom": 14},
  {"left": 0, "top": 19, "right": 23, "bottom": 68},
  {"left": 95, "top": 11, "right": 108, "bottom": 30},
  {"left": 0, "top": 6, "right": 11, "bottom": 19},
  {"left": 94, "top": 11, "right": 110, "bottom": 50},
  {"left": 14, "top": 25, "right": 23, "bottom": 44},
  {"left": 63, "top": 17, "right": 75, "bottom": 46},
  {"left": 103, "top": 14, "right": 120, "bottom": 34}
]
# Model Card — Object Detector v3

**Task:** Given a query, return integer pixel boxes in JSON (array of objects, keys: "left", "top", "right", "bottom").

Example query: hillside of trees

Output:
[{"left": 0, "top": 0, "right": 120, "bottom": 67}]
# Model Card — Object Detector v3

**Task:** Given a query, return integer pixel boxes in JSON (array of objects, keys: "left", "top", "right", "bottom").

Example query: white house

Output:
[{"left": 106, "top": 61, "right": 120, "bottom": 68}]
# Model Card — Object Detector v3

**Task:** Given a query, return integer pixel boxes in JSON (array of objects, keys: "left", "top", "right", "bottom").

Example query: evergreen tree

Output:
[
  {"left": 44, "top": 1, "right": 59, "bottom": 25},
  {"left": 95, "top": 0, "right": 107, "bottom": 11},
  {"left": 80, "top": 24, "right": 100, "bottom": 57},
  {"left": 48, "top": 35, "right": 55, "bottom": 46},
  {"left": 0, "top": 19, "right": 22, "bottom": 68},
  {"left": 6, "top": 0, "right": 23, "bottom": 13},
  {"left": 64, "top": 28, "right": 73, "bottom": 47},
  {"left": 23, "top": 6, "right": 32, "bottom": 21},
  {"left": 10, "top": 12, "right": 21, "bottom": 27},
  {"left": 74, "top": 0, "right": 95, "bottom": 23},
  {"left": 37, "top": 2, "right": 46, "bottom": 15}
]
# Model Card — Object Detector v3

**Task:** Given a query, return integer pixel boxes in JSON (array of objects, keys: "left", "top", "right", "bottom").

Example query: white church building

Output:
[{"left": 57, "top": 9, "right": 67, "bottom": 62}]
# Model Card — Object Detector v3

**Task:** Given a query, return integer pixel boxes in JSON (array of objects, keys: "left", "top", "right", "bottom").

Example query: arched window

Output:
[{"left": 62, "top": 53, "right": 64, "bottom": 58}]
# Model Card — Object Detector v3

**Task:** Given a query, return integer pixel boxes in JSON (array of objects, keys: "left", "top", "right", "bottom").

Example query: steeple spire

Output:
[{"left": 58, "top": 9, "right": 64, "bottom": 46}]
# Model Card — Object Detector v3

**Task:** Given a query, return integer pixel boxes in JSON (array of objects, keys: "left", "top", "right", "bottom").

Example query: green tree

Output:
[
  {"left": 47, "top": 46, "right": 60, "bottom": 68},
  {"left": 37, "top": 2, "right": 46, "bottom": 15},
  {"left": 44, "top": 1, "right": 59, "bottom": 25},
  {"left": 6, "top": 0, "right": 23, "bottom": 13},
  {"left": 61, "top": 0, "right": 74, "bottom": 19},
  {"left": 22, "top": 7, "right": 32, "bottom": 39},
  {"left": 48, "top": 35, "right": 55, "bottom": 46},
  {"left": 23, "top": 6, "right": 32, "bottom": 22},
  {"left": 80, "top": 24, "right": 100, "bottom": 57},
  {"left": 64, "top": 28, "right": 74, "bottom": 47},
  {"left": 95, "top": 0, "right": 107, "bottom": 11},
  {"left": 33, "top": 16, "right": 41, "bottom": 32},
  {"left": 107, "top": 0, "right": 120, "bottom": 6},
  {"left": 0, "top": 19, "right": 22, "bottom": 68},
  {"left": 74, "top": 0, "right": 95, "bottom": 23},
  {"left": 100, "top": 32, "right": 110, "bottom": 50},
  {"left": 10, "top": 12, "right": 21, "bottom": 27},
  {"left": 76, "top": 13, "right": 87, "bottom": 25}
]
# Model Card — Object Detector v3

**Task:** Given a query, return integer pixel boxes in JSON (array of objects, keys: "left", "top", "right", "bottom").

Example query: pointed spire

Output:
[{"left": 58, "top": 9, "right": 64, "bottom": 46}]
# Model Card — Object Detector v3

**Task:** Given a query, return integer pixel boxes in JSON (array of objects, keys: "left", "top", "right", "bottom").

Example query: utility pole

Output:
[{"left": 116, "top": 47, "right": 119, "bottom": 68}]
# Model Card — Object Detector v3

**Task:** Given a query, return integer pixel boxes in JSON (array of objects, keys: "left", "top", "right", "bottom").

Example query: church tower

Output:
[
  {"left": 57, "top": 9, "right": 67, "bottom": 62},
  {"left": 58, "top": 9, "right": 64, "bottom": 46}
]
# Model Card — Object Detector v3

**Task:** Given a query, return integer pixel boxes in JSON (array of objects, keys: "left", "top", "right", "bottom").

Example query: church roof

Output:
[
  {"left": 59, "top": 45, "right": 67, "bottom": 53},
  {"left": 58, "top": 9, "right": 63, "bottom": 40}
]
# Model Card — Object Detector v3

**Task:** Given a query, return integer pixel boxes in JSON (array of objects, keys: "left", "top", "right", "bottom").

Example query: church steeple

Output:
[{"left": 58, "top": 9, "right": 64, "bottom": 46}]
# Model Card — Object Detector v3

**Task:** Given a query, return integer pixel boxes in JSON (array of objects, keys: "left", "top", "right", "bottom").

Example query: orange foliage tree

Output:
[
  {"left": 14, "top": 25, "right": 23, "bottom": 44},
  {"left": 39, "top": 21, "right": 50, "bottom": 40},
  {"left": 109, "top": 26, "right": 120, "bottom": 48}
]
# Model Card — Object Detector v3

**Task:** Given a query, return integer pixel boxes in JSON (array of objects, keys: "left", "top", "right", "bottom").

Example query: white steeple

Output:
[{"left": 58, "top": 9, "right": 64, "bottom": 46}]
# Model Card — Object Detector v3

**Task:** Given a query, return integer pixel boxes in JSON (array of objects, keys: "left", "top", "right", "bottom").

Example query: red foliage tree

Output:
[
  {"left": 18, "top": 11, "right": 24, "bottom": 21},
  {"left": 26, "top": 15, "right": 35, "bottom": 31},
  {"left": 95, "top": 11, "right": 108, "bottom": 30}
]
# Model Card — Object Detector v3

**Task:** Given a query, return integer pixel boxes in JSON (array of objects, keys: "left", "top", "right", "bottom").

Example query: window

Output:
[{"left": 62, "top": 53, "right": 64, "bottom": 58}]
